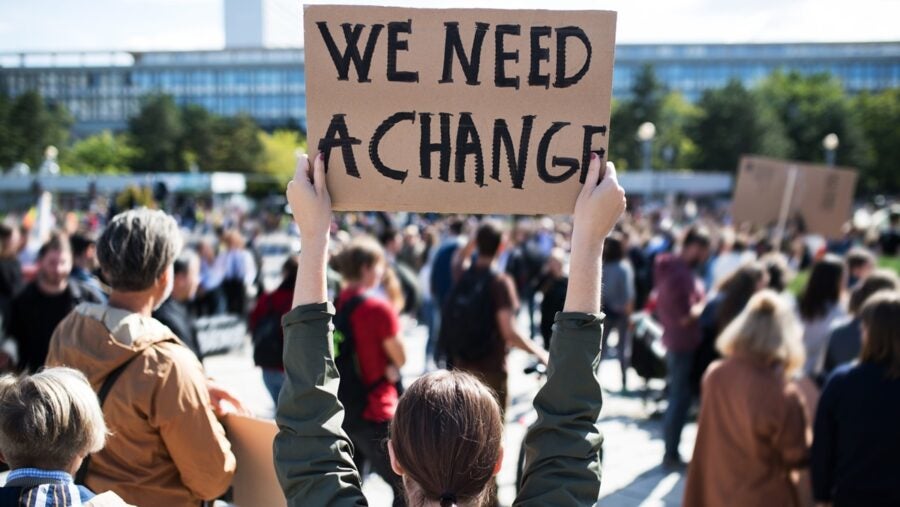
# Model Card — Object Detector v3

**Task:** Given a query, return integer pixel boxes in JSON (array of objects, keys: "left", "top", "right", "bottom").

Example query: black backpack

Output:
[
  {"left": 252, "top": 295, "right": 283, "bottom": 369},
  {"left": 439, "top": 267, "right": 500, "bottom": 362},
  {"left": 334, "top": 294, "right": 386, "bottom": 426}
]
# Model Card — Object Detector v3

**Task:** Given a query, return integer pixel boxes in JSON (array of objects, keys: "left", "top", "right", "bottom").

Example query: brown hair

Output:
[
  {"left": 859, "top": 291, "right": 900, "bottom": 379},
  {"left": 848, "top": 269, "right": 899, "bottom": 315},
  {"left": 390, "top": 371, "right": 503, "bottom": 507},
  {"left": 331, "top": 236, "right": 385, "bottom": 282},
  {"left": 38, "top": 231, "right": 71, "bottom": 260}
]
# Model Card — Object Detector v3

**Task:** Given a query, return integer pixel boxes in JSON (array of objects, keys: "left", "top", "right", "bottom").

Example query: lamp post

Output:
[
  {"left": 823, "top": 133, "right": 839, "bottom": 167},
  {"left": 636, "top": 122, "right": 656, "bottom": 172}
]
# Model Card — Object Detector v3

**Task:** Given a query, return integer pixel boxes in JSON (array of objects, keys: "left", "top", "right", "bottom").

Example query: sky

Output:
[{"left": 0, "top": 0, "right": 898, "bottom": 52}]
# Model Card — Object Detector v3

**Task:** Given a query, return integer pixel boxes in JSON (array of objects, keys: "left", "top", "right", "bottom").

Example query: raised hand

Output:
[
  {"left": 286, "top": 152, "right": 332, "bottom": 242},
  {"left": 573, "top": 157, "right": 626, "bottom": 247}
]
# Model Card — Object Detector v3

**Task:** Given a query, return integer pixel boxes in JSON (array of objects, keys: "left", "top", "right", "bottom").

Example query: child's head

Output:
[
  {"left": 0, "top": 367, "right": 107, "bottom": 473},
  {"left": 389, "top": 370, "right": 503, "bottom": 507}
]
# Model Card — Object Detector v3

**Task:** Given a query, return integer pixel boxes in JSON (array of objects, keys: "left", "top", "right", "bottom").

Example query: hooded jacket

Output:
[{"left": 46, "top": 303, "right": 235, "bottom": 507}]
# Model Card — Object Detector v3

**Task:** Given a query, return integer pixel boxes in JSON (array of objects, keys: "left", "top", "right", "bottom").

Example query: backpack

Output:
[
  {"left": 438, "top": 267, "right": 500, "bottom": 362},
  {"left": 333, "top": 294, "right": 386, "bottom": 425},
  {"left": 252, "top": 294, "right": 283, "bottom": 369}
]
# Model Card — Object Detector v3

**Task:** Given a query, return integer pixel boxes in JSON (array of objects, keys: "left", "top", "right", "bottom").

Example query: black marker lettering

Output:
[
  {"left": 419, "top": 112, "right": 453, "bottom": 181},
  {"left": 369, "top": 111, "right": 415, "bottom": 183},
  {"left": 494, "top": 24, "right": 521, "bottom": 89},
  {"left": 491, "top": 115, "right": 535, "bottom": 189},
  {"left": 580, "top": 124, "right": 608, "bottom": 183},
  {"left": 528, "top": 26, "right": 551, "bottom": 88},
  {"left": 317, "top": 22, "right": 384, "bottom": 82},
  {"left": 387, "top": 20, "right": 419, "bottom": 83},
  {"left": 537, "top": 122, "right": 578, "bottom": 183},
  {"left": 553, "top": 26, "right": 592, "bottom": 88},
  {"left": 440, "top": 22, "right": 490, "bottom": 85},
  {"left": 317, "top": 114, "right": 362, "bottom": 178},
  {"left": 455, "top": 112, "right": 485, "bottom": 185}
]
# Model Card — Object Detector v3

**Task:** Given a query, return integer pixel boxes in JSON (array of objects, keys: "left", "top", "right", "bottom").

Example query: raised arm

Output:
[
  {"left": 516, "top": 156, "right": 625, "bottom": 506},
  {"left": 274, "top": 153, "right": 367, "bottom": 507}
]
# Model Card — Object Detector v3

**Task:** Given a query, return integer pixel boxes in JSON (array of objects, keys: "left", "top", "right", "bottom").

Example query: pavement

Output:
[{"left": 205, "top": 315, "right": 696, "bottom": 507}]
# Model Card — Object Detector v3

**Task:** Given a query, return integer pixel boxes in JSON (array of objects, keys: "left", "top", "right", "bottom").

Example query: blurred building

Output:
[{"left": 1, "top": 2, "right": 897, "bottom": 137}]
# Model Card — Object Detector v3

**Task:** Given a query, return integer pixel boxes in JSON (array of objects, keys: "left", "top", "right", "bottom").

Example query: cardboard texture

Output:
[
  {"left": 224, "top": 414, "right": 287, "bottom": 507},
  {"left": 732, "top": 156, "right": 858, "bottom": 239},
  {"left": 304, "top": 5, "right": 617, "bottom": 214}
]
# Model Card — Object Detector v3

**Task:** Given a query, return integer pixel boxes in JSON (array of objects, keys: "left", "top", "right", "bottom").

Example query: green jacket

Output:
[{"left": 274, "top": 302, "right": 604, "bottom": 506}]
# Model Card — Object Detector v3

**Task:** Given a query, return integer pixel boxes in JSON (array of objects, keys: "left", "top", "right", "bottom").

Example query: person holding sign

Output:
[{"left": 274, "top": 151, "right": 623, "bottom": 506}]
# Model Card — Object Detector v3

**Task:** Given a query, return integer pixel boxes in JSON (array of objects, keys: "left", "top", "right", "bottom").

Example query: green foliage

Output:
[
  {"left": 757, "top": 71, "right": 870, "bottom": 170},
  {"left": 128, "top": 94, "right": 184, "bottom": 172},
  {"left": 689, "top": 80, "right": 791, "bottom": 171},
  {"left": 609, "top": 65, "right": 667, "bottom": 170},
  {"left": 179, "top": 104, "right": 217, "bottom": 171},
  {"left": 854, "top": 89, "right": 900, "bottom": 194},
  {"left": 115, "top": 185, "right": 156, "bottom": 210},
  {"left": 1, "top": 91, "right": 71, "bottom": 168},
  {"left": 258, "top": 130, "right": 307, "bottom": 183},
  {"left": 208, "top": 114, "right": 263, "bottom": 172},
  {"left": 61, "top": 131, "right": 136, "bottom": 174}
]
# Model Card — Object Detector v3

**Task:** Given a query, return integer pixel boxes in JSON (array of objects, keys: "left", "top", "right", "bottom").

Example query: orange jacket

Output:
[{"left": 47, "top": 303, "right": 235, "bottom": 507}]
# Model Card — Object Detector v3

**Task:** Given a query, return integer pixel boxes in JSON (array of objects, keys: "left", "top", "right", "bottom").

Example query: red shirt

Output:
[{"left": 336, "top": 287, "right": 401, "bottom": 423}]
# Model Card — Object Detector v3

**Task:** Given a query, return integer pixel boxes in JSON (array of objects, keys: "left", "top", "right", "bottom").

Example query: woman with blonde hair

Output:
[{"left": 684, "top": 290, "right": 809, "bottom": 507}]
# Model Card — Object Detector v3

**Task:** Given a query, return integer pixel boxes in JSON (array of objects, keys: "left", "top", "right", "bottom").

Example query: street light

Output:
[
  {"left": 823, "top": 133, "right": 839, "bottom": 167},
  {"left": 636, "top": 121, "right": 656, "bottom": 172}
]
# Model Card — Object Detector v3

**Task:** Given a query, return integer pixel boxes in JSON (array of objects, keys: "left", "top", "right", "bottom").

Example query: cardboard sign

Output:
[
  {"left": 304, "top": 5, "right": 617, "bottom": 214},
  {"left": 224, "top": 414, "right": 287, "bottom": 507},
  {"left": 732, "top": 156, "right": 858, "bottom": 239}
]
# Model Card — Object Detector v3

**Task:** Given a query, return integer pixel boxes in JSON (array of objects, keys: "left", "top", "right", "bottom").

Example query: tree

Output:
[
  {"left": 0, "top": 93, "right": 13, "bottom": 168},
  {"left": 655, "top": 92, "right": 701, "bottom": 169},
  {"left": 179, "top": 104, "right": 217, "bottom": 171},
  {"left": 258, "top": 130, "right": 307, "bottom": 182},
  {"left": 688, "top": 80, "right": 791, "bottom": 171},
  {"left": 61, "top": 130, "right": 136, "bottom": 174},
  {"left": 855, "top": 89, "right": 900, "bottom": 194},
  {"left": 5, "top": 91, "right": 71, "bottom": 168},
  {"left": 609, "top": 65, "right": 668, "bottom": 170},
  {"left": 129, "top": 94, "right": 184, "bottom": 172},
  {"left": 756, "top": 71, "right": 869, "bottom": 169},
  {"left": 209, "top": 114, "right": 263, "bottom": 172}
]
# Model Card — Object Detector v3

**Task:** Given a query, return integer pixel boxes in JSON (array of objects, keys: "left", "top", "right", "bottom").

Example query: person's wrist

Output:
[
  {"left": 300, "top": 232, "right": 329, "bottom": 253},
  {"left": 571, "top": 231, "right": 604, "bottom": 259}
]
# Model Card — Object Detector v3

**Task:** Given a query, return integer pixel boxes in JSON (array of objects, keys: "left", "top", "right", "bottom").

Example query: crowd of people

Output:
[{"left": 0, "top": 151, "right": 896, "bottom": 506}]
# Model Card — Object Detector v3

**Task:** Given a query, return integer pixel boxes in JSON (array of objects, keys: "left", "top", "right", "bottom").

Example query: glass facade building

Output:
[{"left": 1, "top": 41, "right": 897, "bottom": 136}]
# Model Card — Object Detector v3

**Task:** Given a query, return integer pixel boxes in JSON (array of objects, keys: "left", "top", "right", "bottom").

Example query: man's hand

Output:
[
  {"left": 286, "top": 153, "right": 332, "bottom": 244},
  {"left": 207, "top": 380, "right": 250, "bottom": 418}
]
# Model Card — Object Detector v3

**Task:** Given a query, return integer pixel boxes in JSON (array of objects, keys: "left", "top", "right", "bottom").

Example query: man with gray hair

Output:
[{"left": 46, "top": 208, "right": 236, "bottom": 507}]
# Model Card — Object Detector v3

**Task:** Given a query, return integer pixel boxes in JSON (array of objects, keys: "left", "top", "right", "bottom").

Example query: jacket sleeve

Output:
[
  {"left": 811, "top": 373, "right": 841, "bottom": 502},
  {"left": 772, "top": 382, "right": 810, "bottom": 469},
  {"left": 274, "top": 302, "right": 367, "bottom": 507},
  {"left": 152, "top": 346, "right": 236, "bottom": 500},
  {"left": 515, "top": 311, "right": 604, "bottom": 506}
]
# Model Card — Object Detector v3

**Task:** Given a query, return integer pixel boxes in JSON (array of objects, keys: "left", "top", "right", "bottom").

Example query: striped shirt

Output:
[{"left": 3, "top": 468, "right": 85, "bottom": 507}]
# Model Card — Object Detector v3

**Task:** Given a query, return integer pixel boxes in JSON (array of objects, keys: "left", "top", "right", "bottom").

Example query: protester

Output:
[
  {"left": 812, "top": 291, "right": 900, "bottom": 506},
  {"left": 0, "top": 223, "right": 24, "bottom": 327},
  {"left": 331, "top": 236, "right": 407, "bottom": 503},
  {"left": 691, "top": 262, "right": 768, "bottom": 394},
  {"left": 684, "top": 290, "right": 807, "bottom": 506},
  {"left": 798, "top": 254, "right": 847, "bottom": 378},
  {"left": 274, "top": 152, "right": 622, "bottom": 506},
  {"left": 0, "top": 367, "right": 131, "bottom": 506},
  {"left": 249, "top": 255, "right": 298, "bottom": 403},
  {"left": 844, "top": 247, "right": 876, "bottom": 288},
  {"left": 878, "top": 211, "right": 899, "bottom": 256},
  {"left": 6, "top": 233, "right": 103, "bottom": 373},
  {"left": 220, "top": 229, "right": 257, "bottom": 316},
  {"left": 600, "top": 232, "right": 635, "bottom": 390},
  {"left": 427, "top": 218, "right": 465, "bottom": 366},
  {"left": 539, "top": 247, "right": 568, "bottom": 351},
  {"left": 152, "top": 249, "right": 204, "bottom": 360},
  {"left": 69, "top": 233, "right": 106, "bottom": 300},
  {"left": 45, "top": 209, "right": 236, "bottom": 507},
  {"left": 655, "top": 227, "right": 711, "bottom": 469},
  {"left": 379, "top": 228, "right": 422, "bottom": 317},
  {"left": 195, "top": 238, "right": 226, "bottom": 316},
  {"left": 443, "top": 220, "right": 549, "bottom": 415},
  {"left": 820, "top": 270, "right": 899, "bottom": 381},
  {"left": 709, "top": 228, "right": 755, "bottom": 287}
]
